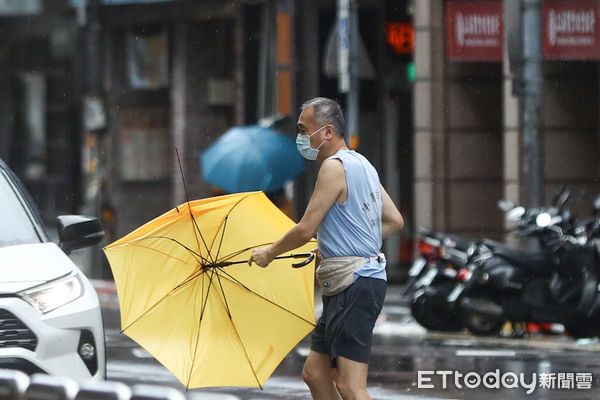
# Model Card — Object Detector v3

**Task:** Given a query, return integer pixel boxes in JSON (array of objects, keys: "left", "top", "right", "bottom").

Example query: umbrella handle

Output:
[
  {"left": 288, "top": 253, "right": 315, "bottom": 268},
  {"left": 214, "top": 252, "right": 315, "bottom": 268}
]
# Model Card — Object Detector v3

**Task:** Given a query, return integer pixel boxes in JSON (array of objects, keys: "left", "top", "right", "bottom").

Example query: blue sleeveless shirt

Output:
[{"left": 317, "top": 150, "right": 386, "bottom": 280}]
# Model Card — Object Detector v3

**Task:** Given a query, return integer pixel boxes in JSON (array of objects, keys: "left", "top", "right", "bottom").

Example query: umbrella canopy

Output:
[
  {"left": 200, "top": 126, "right": 304, "bottom": 193},
  {"left": 103, "top": 192, "right": 316, "bottom": 388}
]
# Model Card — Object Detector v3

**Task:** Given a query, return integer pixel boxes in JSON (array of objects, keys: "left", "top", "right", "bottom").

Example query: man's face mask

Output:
[{"left": 296, "top": 125, "right": 327, "bottom": 160}]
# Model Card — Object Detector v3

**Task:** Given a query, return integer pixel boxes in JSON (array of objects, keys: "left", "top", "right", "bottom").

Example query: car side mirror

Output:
[
  {"left": 556, "top": 189, "right": 572, "bottom": 210},
  {"left": 57, "top": 215, "right": 104, "bottom": 255}
]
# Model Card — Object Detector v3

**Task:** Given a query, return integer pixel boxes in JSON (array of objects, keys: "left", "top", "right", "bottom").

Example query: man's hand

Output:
[
  {"left": 311, "top": 247, "right": 322, "bottom": 261},
  {"left": 248, "top": 247, "right": 274, "bottom": 268}
]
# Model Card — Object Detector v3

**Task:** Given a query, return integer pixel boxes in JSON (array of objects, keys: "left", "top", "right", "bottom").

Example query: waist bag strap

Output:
[{"left": 316, "top": 253, "right": 385, "bottom": 296}]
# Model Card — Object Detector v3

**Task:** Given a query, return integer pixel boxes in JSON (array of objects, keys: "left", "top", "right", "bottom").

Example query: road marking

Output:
[
  {"left": 132, "top": 348, "right": 153, "bottom": 358},
  {"left": 107, "top": 362, "right": 175, "bottom": 383},
  {"left": 374, "top": 321, "right": 426, "bottom": 336},
  {"left": 382, "top": 305, "right": 410, "bottom": 314},
  {"left": 456, "top": 349, "right": 516, "bottom": 357}
]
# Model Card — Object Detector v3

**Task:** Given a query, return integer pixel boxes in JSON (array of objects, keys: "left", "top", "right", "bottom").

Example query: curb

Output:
[{"left": 90, "top": 279, "right": 117, "bottom": 295}]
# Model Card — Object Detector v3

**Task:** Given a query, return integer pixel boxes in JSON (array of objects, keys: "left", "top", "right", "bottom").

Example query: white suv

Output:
[{"left": 0, "top": 159, "right": 106, "bottom": 381}]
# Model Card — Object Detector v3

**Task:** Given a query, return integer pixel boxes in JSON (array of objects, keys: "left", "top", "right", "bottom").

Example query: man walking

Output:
[{"left": 249, "top": 97, "right": 404, "bottom": 400}]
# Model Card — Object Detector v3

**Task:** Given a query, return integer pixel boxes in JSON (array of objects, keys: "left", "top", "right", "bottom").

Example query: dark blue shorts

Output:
[{"left": 310, "top": 276, "right": 386, "bottom": 368}]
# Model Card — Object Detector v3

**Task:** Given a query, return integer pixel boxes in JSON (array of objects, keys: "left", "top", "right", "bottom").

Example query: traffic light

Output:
[
  {"left": 406, "top": 61, "right": 415, "bottom": 83},
  {"left": 385, "top": 22, "right": 414, "bottom": 54}
]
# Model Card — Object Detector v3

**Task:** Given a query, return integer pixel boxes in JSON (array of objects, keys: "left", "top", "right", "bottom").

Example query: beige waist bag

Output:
[{"left": 316, "top": 254, "right": 385, "bottom": 296}]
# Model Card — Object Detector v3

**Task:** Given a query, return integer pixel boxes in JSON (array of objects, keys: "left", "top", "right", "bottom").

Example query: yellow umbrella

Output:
[{"left": 103, "top": 192, "right": 316, "bottom": 389}]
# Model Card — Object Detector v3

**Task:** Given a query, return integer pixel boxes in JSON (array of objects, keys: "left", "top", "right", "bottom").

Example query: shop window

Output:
[
  {"left": 127, "top": 25, "right": 169, "bottom": 89},
  {"left": 119, "top": 106, "right": 170, "bottom": 181}
]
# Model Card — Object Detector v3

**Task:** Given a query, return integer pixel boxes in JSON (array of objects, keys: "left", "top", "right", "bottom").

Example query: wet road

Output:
[{"left": 98, "top": 284, "right": 600, "bottom": 399}]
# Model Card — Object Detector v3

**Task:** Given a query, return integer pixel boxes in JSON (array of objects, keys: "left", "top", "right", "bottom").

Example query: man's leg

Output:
[
  {"left": 334, "top": 356, "right": 371, "bottom": 400},
  {"left": 302, "top": 350, "right": 340, "bottom": 400}
]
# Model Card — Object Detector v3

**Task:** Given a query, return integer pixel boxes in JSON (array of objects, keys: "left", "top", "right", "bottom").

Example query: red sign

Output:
[
  {"left": 386, "top": 22, "right": 415, "bottom": 54},
  {"left": 446, "top": 1, "right": 503, "bottom": 61},
  {"left": 543, "top": 0, "right": 600, "bottom": 60}
]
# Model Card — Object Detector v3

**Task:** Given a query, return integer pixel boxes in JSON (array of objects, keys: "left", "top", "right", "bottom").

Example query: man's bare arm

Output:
[
  {"left": 249, "top": 159, "right": 345, "bottom": 266},
  {"left": 381, "top": 185, "right": 404, "bottom": 239}
]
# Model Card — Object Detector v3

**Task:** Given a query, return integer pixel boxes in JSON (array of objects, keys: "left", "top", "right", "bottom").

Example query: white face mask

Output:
[{"left": 296, "top": 125, "right": 327, "bottom": 160}]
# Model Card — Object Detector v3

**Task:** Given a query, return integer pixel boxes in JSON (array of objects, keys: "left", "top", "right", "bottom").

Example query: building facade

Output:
[
  {"left": 3, "top": 0, "right": 598, "bottom": 279},
  {"left": 0, "top": 0, "right": 81, "bottom": 223},
  {"left": 414, "top": 0, "right": 600, "bottom": 247}
]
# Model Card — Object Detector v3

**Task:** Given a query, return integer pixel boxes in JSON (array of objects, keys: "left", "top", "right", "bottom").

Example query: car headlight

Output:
[{"left": 19, "top": 274, "right": 84, "bottom": 314}]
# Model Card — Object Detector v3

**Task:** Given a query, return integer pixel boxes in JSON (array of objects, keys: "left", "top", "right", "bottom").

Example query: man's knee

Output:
[
  {"left": 302, "top": 353, "right": 332, "bottom": 387},
  {"left": 334, "top": 356, "right": 370, "bottom": 399},
  {"left": 301, "top": 365, "right": 314, "bottom": 386},
  {"left": 334, "top": 375, "right": 361, "bottom": 399}
]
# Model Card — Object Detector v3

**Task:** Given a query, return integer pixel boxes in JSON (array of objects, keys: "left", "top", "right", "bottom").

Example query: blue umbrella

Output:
[{"left": 200, "top": 125, "right": 305, "bottom": 193}]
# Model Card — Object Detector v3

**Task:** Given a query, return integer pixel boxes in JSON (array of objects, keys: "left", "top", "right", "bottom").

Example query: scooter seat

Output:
[
  {"left": 427, "top": 232, "right": 474, "bottom": 253},
  {"left": 443, "top": 234, "right": 474, "bottom": 253},
  {"left": 481, "top": 239, "right": 551, "bottom": 273}
]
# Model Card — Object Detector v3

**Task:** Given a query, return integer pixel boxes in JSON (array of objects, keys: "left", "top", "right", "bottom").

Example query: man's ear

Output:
[{"left": 325, "top": 124, "right": 334, "bottom": 137}]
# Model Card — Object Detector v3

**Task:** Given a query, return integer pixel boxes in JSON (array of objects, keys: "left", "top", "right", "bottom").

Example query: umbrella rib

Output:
[
  {"left": 176, "top": 147, "right": 214, "bottom": 263},
  {"left": 114, "top": 235, "right": 211, "bottom": 265},
  {"left": 190, "top": 214, "right": 214, "bottom": 263},
  {"left": 214, "top": 270, "right": 263, "bottom": 389},
  {"left": 170, "top": 269, "right": 207, "bottom": 293},
  {"left": 206, "top": 192, "right": 253, "bottom": 259},
  {"left": 216, "top": 268, "right": 316, "bottom": 328},
  {"left": 215, "top": 270, "right": 232, "bottom": 317},
  {"left": 124, "top": 241, "right": 198, "bottom": 266},
  {"left": 186, "top": 268, "right": 216, "bottom": 389},
  {"left": 120, "top": 268, "right": 208, "bottom": 334},
  {"left": 213, "top": 215, "right": 229, "bottom": 262},
  {"left": 199, "top": 268, "right": 216, "bottom": 322}
]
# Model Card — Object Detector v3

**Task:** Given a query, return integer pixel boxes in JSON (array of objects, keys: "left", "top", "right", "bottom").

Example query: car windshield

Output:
[{"left": 0, "top": 170, "right": 41, "bottom": 248}]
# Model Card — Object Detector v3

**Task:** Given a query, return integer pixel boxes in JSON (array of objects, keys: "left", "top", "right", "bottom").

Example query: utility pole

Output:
[
  {"left": 258, "top": 0, "right": 277, "bottom": 120},
  {"left": 338, "top": 0, "right": 359, "bottom": 149},
  {"left": 521, "top": 0, "right": 543, "bottom": 210},
  {"left": 85, "top": 0, "right": 102, "bottom": 95},
  {"left": 80, "top": 0, "right": 105, "bottom": 278}
]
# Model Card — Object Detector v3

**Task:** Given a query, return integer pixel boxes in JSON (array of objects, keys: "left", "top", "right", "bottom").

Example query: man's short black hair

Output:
[{"left": 300, "top": 97, "right": 345, "bottom": 138}]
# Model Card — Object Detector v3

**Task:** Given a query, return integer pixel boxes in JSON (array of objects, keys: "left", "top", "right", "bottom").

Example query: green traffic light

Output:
[{"left": 407, "top": 61, "right": 415, "bottom": 83}]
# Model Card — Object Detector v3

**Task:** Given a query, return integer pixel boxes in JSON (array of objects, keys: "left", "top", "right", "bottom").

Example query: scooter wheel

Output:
[
  {"left": 410, "top": 290, "right": 463, "bottom": 332},
  {"left": 463, "top": 312, "right": 504, "bottom": 336}
]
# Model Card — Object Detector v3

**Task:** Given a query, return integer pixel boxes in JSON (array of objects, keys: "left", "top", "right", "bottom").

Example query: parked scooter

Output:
[
  {"left": 453, "top": 195, "right": 600, "bottom": 337},
  {"left": 406, "top": 230, "right": 476, "bottom": 332},
  {"left": 403, "top": 229, "right": 474, "bottom": 296},
  {"left": 406, "top": 199, "right": 552, "bottom": 333}
]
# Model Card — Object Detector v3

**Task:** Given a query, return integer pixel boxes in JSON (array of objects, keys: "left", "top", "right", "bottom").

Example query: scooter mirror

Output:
[
  {"left": 498, "top": 200, "right": 515, "bottom": 212},
  {"left": 556, "top": 189, "right": 572, "bottom": 210},
  {"left": 506, "top": 206, "right": 526, "bottom": 221},
  {"left": 536, "top": 212, "right": 552, "bottom": 227}
]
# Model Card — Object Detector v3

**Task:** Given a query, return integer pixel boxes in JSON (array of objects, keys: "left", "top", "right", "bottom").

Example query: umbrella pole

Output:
[{"left": 208, "top": 253, "right": 315, "bottom": 269}]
